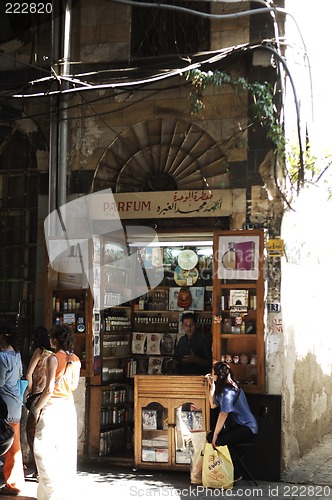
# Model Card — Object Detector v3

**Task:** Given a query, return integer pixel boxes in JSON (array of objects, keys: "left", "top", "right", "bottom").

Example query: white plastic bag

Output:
[{"left": 190, "top": 431, "right": 206, "bottom": 484}]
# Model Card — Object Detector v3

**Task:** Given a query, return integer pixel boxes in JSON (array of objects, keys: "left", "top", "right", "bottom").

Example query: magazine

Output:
[
  {"left": 148, "top": 357, "right": 163, "bottom": 375},
  {"left": 146, "top": 333, "right": 161, "bottom": 355},
  {"left": 131, "top": 333, "right": 147, "bottom": 354},
  {"left": 142, "top": 409, "right": 157, "bottom": 430},
  {"left": 136, "top": 356, "right": 148, "bottom": 374}
]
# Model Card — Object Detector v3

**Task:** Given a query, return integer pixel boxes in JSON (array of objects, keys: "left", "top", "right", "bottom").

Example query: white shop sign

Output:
[{"left": 89, "top": 189, "right": 232, "bottom": 219}]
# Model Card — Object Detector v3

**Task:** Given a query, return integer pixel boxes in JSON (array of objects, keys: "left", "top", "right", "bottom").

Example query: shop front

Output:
[{"left": 45, "top": 188, "right": 276, "bottom": 473}]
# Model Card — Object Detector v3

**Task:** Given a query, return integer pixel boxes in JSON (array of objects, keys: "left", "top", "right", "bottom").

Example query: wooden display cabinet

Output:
[
  {"left": 134, "top": 375, "right": 210, "bottom": 470},
  {"left": 212, "top": 230, "right": 265, "bottom": 394},
  {"left": 88, "top": 382, "right": 134, "bottom": 460},
  {"left": 90, "top": 232, "right": 134, "bottom": 385},
  {"left": 46, "top": 287, "right": 93, "bottom": 378}
]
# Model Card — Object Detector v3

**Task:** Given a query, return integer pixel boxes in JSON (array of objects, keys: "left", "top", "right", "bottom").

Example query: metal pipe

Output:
[
  {"left": 48, "top": 1, "right": 61, "bottom": 224},
  {"left": 58, "top": 0, "right": 72, "bottom": 208}
]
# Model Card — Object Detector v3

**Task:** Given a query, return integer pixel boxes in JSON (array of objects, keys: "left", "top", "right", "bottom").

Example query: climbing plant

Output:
[
  {"left": 186, "top": 68, "right": 284, "bottom": 152},
  {"left": 186, "top": 69, "right": 332, "bottom": 200}
]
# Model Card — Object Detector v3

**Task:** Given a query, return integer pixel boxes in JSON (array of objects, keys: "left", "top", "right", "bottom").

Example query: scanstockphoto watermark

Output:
[
  {"left": 129, "top": 485, "right": 332, "bottom": 497},
  {"left": 44, "top": 188, "right": 164, "bottom": 308},
  {"left": 129, "top": 485, "right": 264, "bottom": 497}
]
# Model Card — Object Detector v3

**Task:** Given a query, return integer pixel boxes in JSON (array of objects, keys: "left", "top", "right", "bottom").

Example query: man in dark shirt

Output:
[{"left": 173, "top": 312, "right": 212, "bottom": 375}]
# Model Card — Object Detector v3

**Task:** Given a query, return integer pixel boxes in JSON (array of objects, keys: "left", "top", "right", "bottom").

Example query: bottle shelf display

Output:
[
  {"left": 50, "top": 288, "right": 92, "bottom": 377},
  {"left": 212, "top": 230, "right": 265, "bottom": 394},
  {"left": 131, "top": 292, "right": 213, "bottom": 375},
  {"left": 101, "top": 307, "right": 132, "bottom": 383},
  {"left": 77, "top": 232, "right": 214, "bottom": 466},
  {"left": 88, "top": 383, "right": 134, "bottom": 457}
]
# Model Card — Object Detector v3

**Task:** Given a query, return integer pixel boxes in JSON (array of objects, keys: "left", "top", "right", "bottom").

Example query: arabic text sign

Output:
[
  {"left": 267, "top": 238, "right": 285, "bottom": 257},
  {"left": 89, "top": 189, "right": 232, "bottom": 219}
]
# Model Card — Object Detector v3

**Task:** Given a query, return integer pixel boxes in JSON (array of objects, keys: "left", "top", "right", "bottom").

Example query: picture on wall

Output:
[
  {"left": 168, "top": 287, "right": 205, "bottom": 311},
  {"left": 217, "top": 235, "right": 260, "bottom": 280}
]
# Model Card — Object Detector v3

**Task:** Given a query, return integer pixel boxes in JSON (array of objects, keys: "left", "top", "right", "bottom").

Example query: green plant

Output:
[
  {"left": 287, "top": 143, "right": 332, "bottom": 198},
  {"left": 186, "top": 69, "right": 332, "bottom": 199},
  {"left": 186, "top": 69, "right": 284, "bottom": 152}
]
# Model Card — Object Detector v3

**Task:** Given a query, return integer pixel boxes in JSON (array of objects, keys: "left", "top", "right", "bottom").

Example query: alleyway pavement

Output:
[{"left": 1, "top": 432, "right": 332, "bottom": 499}]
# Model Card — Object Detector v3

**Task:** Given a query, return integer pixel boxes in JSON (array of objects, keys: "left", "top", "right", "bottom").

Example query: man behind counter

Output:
[{"left": 173, "top": 312, "right": 212, "bottom": 375}]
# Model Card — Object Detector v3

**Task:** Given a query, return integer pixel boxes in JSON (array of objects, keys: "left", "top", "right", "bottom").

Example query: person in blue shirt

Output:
[
  {"left": 0, "top": 319, "right": 25, "bottom": 496},
  {"left": 206, "top": 361, "right": 257, "bottom": 448}
]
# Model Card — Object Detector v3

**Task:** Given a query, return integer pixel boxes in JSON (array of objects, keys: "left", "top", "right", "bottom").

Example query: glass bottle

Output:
[{"left": 222, "top": 242, "right": 237, "bottom": 270}]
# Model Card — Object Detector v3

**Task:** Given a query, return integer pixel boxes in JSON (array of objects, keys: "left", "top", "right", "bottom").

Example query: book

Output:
[
  {"left": 229, "top": 289, "right": 249, "bottom": 307},
  {"left": 155, "top": 448, "right": 168, "bottom": 462},
  {"left": 160, "top": 333, "right": 177, "bottom": 355},
  {"left": 146, "top": 333, "right": 161, "bottom": 355},
  {"left": 147, "top": 356, "right": 163, "bottom": 375},
  {"left": 142, "top": 409, "right": 157, "bottom": 430},
  {"left": 141, "top": 448, "right": 156, "bottom": 462},
  {"left": 136, "top": 356, "right": 148, "bottom": 374},
  {"left": 192, "top": 411, "right": 203, "bottom": 431},
  {"left": 131, "top": 333, "right": 147, "bottom": 354},
  {"left": 180, "top": 410, "right": 203, "bottom": 431}
]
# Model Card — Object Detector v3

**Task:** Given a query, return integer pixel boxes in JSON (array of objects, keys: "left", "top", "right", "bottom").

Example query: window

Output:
[{"left": 131, "top": 0, "right": 210, "bottom": 58}]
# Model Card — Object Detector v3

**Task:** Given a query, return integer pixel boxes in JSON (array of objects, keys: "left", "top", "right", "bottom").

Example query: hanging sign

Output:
[{"left": 267, "top": 238, "right": 285, "bottom": 257}]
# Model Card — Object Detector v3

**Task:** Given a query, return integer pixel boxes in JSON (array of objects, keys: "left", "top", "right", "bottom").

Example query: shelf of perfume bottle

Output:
[
  {"left": 217, "top": 282, "right": 257, "bottom": 288},
  {"left": 220, "top": 309, "right": 257, "bottom": 313},
  {"left": 220, "top": 333, "right": 257, "bottom": 338},
  {"left": 134, "top": 310, "right": 212, "bottom": 314}
]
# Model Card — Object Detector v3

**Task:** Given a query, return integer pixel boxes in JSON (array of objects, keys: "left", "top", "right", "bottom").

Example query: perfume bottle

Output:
[{"left": 222, "top": 242, "right": 237, "bottom": 270}]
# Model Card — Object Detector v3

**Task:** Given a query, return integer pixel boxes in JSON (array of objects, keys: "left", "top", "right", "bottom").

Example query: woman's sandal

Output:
[{"left": 0, "top": 485, "right": 20, "bottom": 496}]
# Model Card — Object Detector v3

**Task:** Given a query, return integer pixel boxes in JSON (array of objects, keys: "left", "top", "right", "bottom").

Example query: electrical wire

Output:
[
  {"left": 0, "top": 0, "right": 308, "bottom": 190},
  {"left": 11, "top": 43, "right": 252, "bottom": 98},
  {"left": 109, "top": 0, "right": 282, "bottom": 19}
]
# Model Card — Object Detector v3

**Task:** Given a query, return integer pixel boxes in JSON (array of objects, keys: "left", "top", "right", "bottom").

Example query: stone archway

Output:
[{"left": 92, "top": 117, "right": 229, "bottom": 193}]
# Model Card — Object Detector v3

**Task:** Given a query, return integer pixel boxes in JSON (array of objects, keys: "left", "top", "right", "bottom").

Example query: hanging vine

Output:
[{"left": 186, "top": 69, "right": 284, "bottom": 153}]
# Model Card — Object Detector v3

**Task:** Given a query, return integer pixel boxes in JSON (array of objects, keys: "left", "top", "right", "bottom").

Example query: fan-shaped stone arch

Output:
[{"left": 92, "top": 118, "right": 229, "bottom": 193}]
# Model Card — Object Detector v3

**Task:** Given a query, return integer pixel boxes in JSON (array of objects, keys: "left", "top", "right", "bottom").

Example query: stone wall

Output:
[{"left": 280, "top": 187, "right": 332, "bottom": 469}]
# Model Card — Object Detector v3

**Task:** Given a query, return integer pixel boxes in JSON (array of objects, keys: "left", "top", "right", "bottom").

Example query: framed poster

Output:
[
  {"left": 168, "top": 287, "right": 205, "bottom": 311},
  {"left": 217, "top": 235, "right": 260, "bottom": 280}
]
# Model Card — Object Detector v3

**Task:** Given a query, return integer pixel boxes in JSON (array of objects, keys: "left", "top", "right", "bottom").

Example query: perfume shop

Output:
[
  {"left": 48, "top": 188, "right": 280, "bottom": 474},
  {"left": 83, "top": 189, "right": 227, "bottom": 467}
]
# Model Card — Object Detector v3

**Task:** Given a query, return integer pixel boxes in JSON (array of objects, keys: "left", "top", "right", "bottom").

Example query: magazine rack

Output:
[{"left": 134, "top": 375, "right": 210, "bottom": 469}]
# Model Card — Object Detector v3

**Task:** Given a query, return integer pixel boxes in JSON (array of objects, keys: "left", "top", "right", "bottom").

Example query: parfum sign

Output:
[{"left": 89, "top": 190, "right": 232, "bottom": 219}]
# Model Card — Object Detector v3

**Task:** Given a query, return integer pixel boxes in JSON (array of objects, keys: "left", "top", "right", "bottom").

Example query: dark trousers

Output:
[
  {"left": 26, "top": 411, "right": 37, "bottom": 474},
  {"left": 207, "top": 424, "right": 256, "bottom": 478},
  {"left": 207, "top": 424, "right": 255, "bottom": 447}
]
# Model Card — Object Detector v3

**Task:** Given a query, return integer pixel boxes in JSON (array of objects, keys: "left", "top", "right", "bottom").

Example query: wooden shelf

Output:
[{"left": 212, "top": 230, "right": 265, "bottom": 394}]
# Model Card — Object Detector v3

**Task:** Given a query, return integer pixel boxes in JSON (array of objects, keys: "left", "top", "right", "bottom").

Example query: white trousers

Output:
[{"left": 34, "top": 398, "right": 78, "bottom": 500}]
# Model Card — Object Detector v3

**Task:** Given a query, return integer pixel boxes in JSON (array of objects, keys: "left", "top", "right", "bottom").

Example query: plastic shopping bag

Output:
[
  {"left": 190, "top": 431, "right": 206, "bottom": 484},
  {"left": 202, "top": 443, "right": 234, "bottom": 489},
  {"left": 17, "top": 379, "right": 29, "bottom": 403}
]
